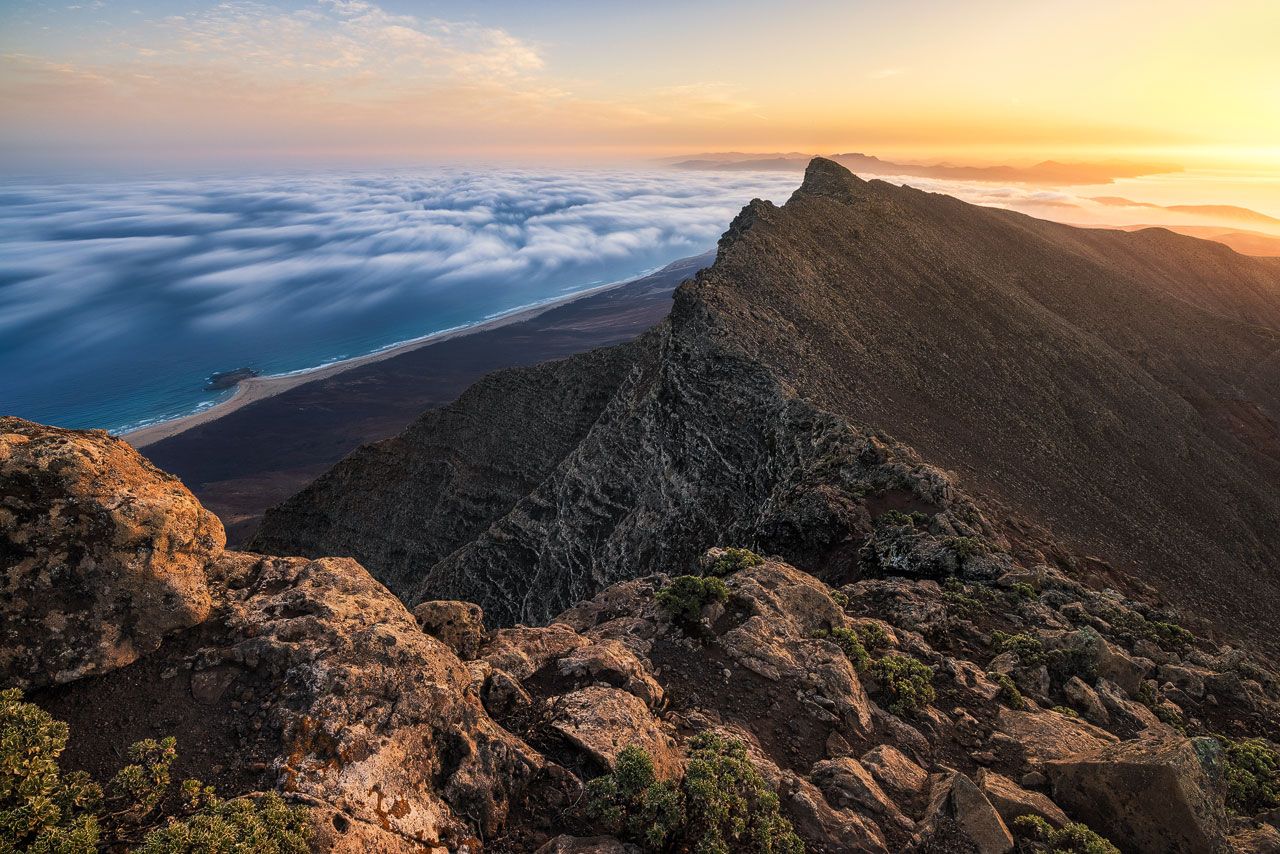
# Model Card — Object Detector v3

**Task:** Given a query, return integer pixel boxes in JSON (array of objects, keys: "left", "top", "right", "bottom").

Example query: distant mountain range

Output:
[{"left": 667, "top": 151, "right": 1182, "bottom": 185}]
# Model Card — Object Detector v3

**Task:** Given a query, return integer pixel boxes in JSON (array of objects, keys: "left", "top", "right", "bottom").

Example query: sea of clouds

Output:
[{"left": 0, "top": 167, "right": 804, "bottom": 431}]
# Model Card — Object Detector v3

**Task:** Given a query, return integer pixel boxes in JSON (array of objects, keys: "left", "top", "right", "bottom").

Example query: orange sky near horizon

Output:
[{"left": 0, "top": 0, "right": 1278, "bottom": 176}]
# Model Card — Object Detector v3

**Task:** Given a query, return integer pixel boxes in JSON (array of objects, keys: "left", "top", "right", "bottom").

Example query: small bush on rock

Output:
[
  {"left": 657, "top": 576, "right": 729, "bottom": 623},
  {"left": 869, "top": 655, "right": 936, "bottom": 717},
  {"left": 1221, "top": 737, "right": 1280, "bottom": 814},
  {"left": 818, "top": 628, "right": 870, "bottom": 671},
  {"left": 1013, "top": 814, "right": 1119, "bottom": 854},
  {"left": 0, "top": 688, "right": 310, "bottom": 854},
  {"left": 587, "top": 735, "right": 803, "bottom": 854},
  {"left": 991, "top": 631, "right": 1047, "bottom": 667},
  {"left": 991, "top": 673, "right": 1025, "bottom": 710},
  {"left": 707, "top": 548, "right": 765, "bottom": 577},
  {"left": 855, "top": 622, "right": 892, "bottom": 651},
  {"left": 586, "top": 746, "right": 683, "bottom": 850}
]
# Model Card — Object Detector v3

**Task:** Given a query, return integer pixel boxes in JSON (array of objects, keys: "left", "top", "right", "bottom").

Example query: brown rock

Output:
[
  {"left": 975, "top": 769, "right": 1070, "bottom": 829},
  {"left": 547, "top": 686, "right": 681, "bottom": 778},
  {"left": 811, "top": 757, "right": 913, "bottom": 830},
  {"left": 556, "top": 639, "right": 664, "bottom": 709},
  {"left": 482, "top": 623, "right": 588, "bottom": 680},
  {"left": 1064, "top": 676, "right": 1110, "bottom": 726},
  {"left": 413, "top": 600, "right": 486, "bottom": 660},
  {"left": 917, "top": 772, "right": 1014, "bottom": 854},
  {"left": 996, "top": 707, "right": 1117, "bottom": 764},
  {"left": 0, "top": 417, "right": 222, "bottom": 688},
  {"left": 1046, "top": 736, "right": 1231, "bottom": 853},
  {"left": 860, "top": 744, "right": 929, "bottom": 802}
]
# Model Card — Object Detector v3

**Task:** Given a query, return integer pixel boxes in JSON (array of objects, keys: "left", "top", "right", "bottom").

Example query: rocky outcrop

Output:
[
  {"left": 1046, "top": 736, "right": 1232, "bottom": 853},
  {"left": 1, "top": 417, "right": 222, "bottom": 688}
]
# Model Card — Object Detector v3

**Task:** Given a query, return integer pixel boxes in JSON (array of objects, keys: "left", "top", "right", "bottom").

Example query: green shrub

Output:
[
  {"left": 1050, "top": 705, "right": 1080, "bottom": 719},
  {"left": 0, "top": 688, "right": 101, "bottom": 852},
  {"left": 829, "top": 590, "right": 849, "bottom": 609},
  {"left": 0, "top": 688, "right": 311, "bottom": 854},
  {"left": 869, "top": 655, "right": 935, "bottom": 717},
  {"left": 137, "top": 788, "right": 310, "bottom": 854},
  {"left": 657, "top": 576, "right": 730, "bottom": 623},
  {"left": 682, "top": 732, "right": 803, "bottom": 854},
  {"left": 1108, "top": 611, "right": 1194, "bottom": 654},
  {"left": 942, "top": 577, "right": 987, "bottom": 617},
  {"left": 991, "top": 631, "right": 1047, "bottom": 667},
  {"left": 1047, "top": 635, "right": 1098, "bottom": 683},
  {"left": 1221, "top": 737, "right": 1280, "bottom": 814},
  {"left": 707, "top": 548, "right": 764, "bottom": 577},
  {"left": 946, "top": 536, "right": 987, "bottom": 561},
  {"left": 588, "top": 736, "right": 803, "bottom": 854},
  {"left": 1010, "top": 582, "right": 1037, "bottom": 600},
  {"left": 826, "top": 628, "right": 871, "bottom": 672},
  {"left": 1012, "top": 814, "right": 1119, "bottom": 854},
  {"left": 586, "top": 746, "right": 683, "bottom": 850},
  {"left": 991, "top": 673, "right": 1025, "bottom": 710},
  {"left": 855, "top": 622, "right": 892, "bottom": 652}
]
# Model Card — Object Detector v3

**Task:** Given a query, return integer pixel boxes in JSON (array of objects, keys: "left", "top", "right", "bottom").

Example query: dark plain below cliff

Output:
[{"left": 252, "top": 158, "right": 1280, "bottom": 658}]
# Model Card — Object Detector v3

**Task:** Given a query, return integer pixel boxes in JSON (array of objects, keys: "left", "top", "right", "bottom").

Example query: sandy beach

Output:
[
  {"left": 124, "top": 278, "right": 642, "bottom": 448},
  {"left": 136, "top": 252, "right": 710, "bottom": 545}
]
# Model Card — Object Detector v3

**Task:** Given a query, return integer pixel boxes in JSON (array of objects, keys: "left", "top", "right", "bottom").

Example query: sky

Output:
[{"left": 2, "top": 0, "right": 1279, "bottom": 172}]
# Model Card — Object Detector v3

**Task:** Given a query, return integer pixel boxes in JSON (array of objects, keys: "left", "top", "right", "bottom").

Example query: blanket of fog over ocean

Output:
[{"left": 0, "top": 168, "right": 803, "bottom": 433}]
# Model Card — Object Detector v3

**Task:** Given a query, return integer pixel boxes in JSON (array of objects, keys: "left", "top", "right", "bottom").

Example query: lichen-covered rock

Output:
[
  {"left": 1, "top": 417, "right": 222, "bottom": 688},
  {"left": 810, "top": 757, "right": 913, "bottom": 830},
  {"left": 206, "top": 552, "right": 546, "bottom": 847},
  {"left": 1046, "top": 736, "right": 1231, "bottom": 853},
  {"left": 413, "top": 600, "right": 487, "bottom": 660},
  {"left": 555, "top": 639, "right": 664, "bottom": 709},
  {"left": 481, "top": 623, "right": 589, "bottom": 680}
]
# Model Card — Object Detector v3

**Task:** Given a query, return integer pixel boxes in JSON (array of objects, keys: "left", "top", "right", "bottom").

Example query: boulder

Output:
[
  {"left": 481, "top": 624, "right": 588, "bottom": 680},
  {"left": 1064, "top": 676, "right": 1110, "bottom": 726},
  {"left": 1046, "top": 736, "right": 1231, "bottom": 853},
  {"left": 975, "top": 769, "right": 1070, "bottom": 829},
  {"left": 556, "top": 639, "right": 664, "bottom": 709},
  {"left": 413, "top": 600, "right": 486, "bottom": 660},
  {"left": 547, "top": 686, "right": 681, "bottom": 779},
  {"left": 995, "top": 707, "right": 1117, "bottom": 764},
  {"left": 0, "top": 418, "right": 222, "bottom": 688},
  {"left": 860, "top": 744, "right": 929, "bottom": 802},
  {"left": 917, "top": 772, "right": 1014, "bottom": 854},
  {"left": 810, "top": 757, "right": 913, "bottom": 830}
]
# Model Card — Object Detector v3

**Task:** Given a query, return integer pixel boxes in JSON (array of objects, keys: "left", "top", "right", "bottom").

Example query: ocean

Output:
[{"left": 0, "top": 168, "right": 801, "bottom": 433}]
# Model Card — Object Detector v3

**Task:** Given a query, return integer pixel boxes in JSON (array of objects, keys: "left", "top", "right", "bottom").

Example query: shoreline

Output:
[{"left": 123, "top": 278, "right": 637, "bottom": 448}]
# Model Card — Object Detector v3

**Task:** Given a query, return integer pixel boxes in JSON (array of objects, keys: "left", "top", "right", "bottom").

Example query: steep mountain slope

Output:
[{"left": 252, "top": 158, "right": 1280, "bottom": 649}]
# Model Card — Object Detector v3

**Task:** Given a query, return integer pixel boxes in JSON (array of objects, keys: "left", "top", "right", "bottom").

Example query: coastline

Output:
[{"left": 123, "top": 278, "right": 637, "bottom": 448}]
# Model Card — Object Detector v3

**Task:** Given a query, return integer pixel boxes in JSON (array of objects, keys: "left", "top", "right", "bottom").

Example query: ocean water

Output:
[{"left": 0, "top": 168, "right": 802, "bottom": 433}]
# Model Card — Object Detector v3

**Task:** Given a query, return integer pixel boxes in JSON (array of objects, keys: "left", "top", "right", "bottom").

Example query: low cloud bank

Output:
[{"left": 0, "top": 168, "right": 800, "bottom": 429}]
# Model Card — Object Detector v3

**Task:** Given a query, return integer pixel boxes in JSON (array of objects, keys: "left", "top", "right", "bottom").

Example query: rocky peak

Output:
[{"left": 794, "top": 155, "right": 868, "bottom": 200}]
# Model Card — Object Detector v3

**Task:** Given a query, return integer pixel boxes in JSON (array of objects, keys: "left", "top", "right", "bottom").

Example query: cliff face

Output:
[{"left": 253, "top": 158, "right": 1280, "bottom": 649}]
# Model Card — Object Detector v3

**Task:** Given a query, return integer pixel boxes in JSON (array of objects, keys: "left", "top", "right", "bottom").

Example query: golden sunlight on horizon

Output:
[{"left": 0, "top": 0, "right": 1277, "bottom": 179}]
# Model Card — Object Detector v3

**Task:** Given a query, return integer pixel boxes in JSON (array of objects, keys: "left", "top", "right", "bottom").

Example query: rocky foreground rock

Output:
[{"left": 5, "top": 417, "right": 1280, "bottom": 852}]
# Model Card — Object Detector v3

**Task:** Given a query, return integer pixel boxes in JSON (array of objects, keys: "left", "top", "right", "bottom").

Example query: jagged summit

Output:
[{"left": 795, "top": 156, "right": 868, "bottom": 199}]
